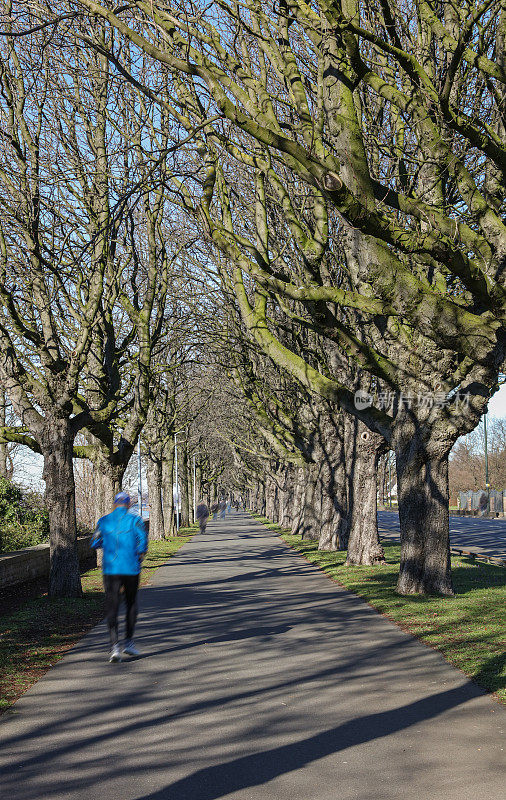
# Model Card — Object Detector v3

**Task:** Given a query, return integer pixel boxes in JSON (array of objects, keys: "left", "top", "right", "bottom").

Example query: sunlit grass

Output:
[{"left": 252, "top": 515, "right": 506, "bottom": 703}]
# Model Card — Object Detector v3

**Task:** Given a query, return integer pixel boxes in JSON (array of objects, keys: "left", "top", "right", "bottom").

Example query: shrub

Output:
[{"left": 0, "top": 478, "right": 50, "bottom": 553}]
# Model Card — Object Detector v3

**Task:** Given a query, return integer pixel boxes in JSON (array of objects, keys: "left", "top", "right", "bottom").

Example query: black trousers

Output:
[{"left": 103, "top": 574, "right": 139, "bottom": 647}]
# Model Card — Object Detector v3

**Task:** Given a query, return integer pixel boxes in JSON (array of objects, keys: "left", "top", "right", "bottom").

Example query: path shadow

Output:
[{"left": 132, "top": 683, "right": 480, "bottom": 800}]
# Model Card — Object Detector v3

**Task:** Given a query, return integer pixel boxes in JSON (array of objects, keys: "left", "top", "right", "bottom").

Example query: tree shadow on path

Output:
[{"left": 134, "top": 682, "right": 482, "bottom": 800}]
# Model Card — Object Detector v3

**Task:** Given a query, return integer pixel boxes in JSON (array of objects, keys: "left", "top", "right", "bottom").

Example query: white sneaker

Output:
[
  {"left": 109, "top": 644, "right": 122, "bottom": 663},
  {"left": 123, "top": 640, "right": 140, "bottom": 656}
]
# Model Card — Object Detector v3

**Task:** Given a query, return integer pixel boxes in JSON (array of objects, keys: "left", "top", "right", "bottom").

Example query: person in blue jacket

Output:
[{"left": 91, "top": 492, "right": 148, "bottom": 662}]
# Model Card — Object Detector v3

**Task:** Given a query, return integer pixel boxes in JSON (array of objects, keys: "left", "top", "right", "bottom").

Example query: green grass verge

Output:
[
  {"left": 0, "top": 530, "right": 195, "bottom": 714},
  {"left": 251, "top": 514, "right": 506, "bottom": 703}
]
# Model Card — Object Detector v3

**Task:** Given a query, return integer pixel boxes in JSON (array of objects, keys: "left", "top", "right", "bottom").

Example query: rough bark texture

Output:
[
  {"left": 42, "top": 418, "right": 82, "bottom": 598},
  {"left": 147, "top": 455, "right": 164, "bottom": 540},
  {"left": 250, "top": 483, "right": 258, "bottom": 512},
  {"left": 265, "top": 472, "right": 279, "bottom": 523},
  {"left": 395, "top": 438, "right": 453, "bottom": 595},
  {"left": 290, "top": 467, "right": 307, "bottom": 535},
  {"left": 317, "top": 413, "right": 347, "bottom": 552},
  {"left": 299, "top": 463, "right": 321, "bottom": 541},
  {"left": 94, "top": 462, "right": 123, "bottom": 521},
  {"left": 252, "top": 481, "right": 266, "bottom": 515},
  {"left": 345, "top": 421, "right": 385, "bottom": 565},
  {"left": 278, "top": 466, "right": 295, "bottom": 530}
]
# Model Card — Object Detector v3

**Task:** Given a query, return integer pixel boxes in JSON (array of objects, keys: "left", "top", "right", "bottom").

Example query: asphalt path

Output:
[
  {"left": 0, "top": 514, "right": 504, "bottom": 800},
  {"left": 378, "top": 510, "right": 506, "bottom": 558}
]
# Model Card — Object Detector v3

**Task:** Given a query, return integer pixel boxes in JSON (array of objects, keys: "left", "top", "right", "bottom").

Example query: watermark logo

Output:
[
  {"left": 354, "top": 390, "right": 373, "bottom": 410},
  {"left": 353, "top": 390, "right": 470, "bottom": 411}
]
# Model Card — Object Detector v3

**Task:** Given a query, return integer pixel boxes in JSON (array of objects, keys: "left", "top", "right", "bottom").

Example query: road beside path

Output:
[
  {"left": 0, "top": 513, "right": 504, "bottom": 800},
  {"left": 378, "top": 509, "right": 506, "bottom": 559}
]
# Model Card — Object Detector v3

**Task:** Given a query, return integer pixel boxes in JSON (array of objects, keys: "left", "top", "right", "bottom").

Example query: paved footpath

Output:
[{"left": 0, "top": 514, "right": 504, "bottom": 800}]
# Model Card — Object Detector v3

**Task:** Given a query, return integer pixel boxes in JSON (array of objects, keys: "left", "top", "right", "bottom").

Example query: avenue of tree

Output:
[{"left": 0, "top": 0, "right": 504, "bottom": 596}]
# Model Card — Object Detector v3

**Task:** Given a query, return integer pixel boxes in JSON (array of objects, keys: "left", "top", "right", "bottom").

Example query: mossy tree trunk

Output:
[
  {"left": 395, "top": 430, "right": 453, "bottom": 595},
  {"left": 41, "top": 417, "right": 82, "bottom": 598}
]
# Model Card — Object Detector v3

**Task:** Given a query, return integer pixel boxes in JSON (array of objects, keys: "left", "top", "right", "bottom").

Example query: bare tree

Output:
[{"left": 52, "top": 0, "right": 506, "bottom": 594}]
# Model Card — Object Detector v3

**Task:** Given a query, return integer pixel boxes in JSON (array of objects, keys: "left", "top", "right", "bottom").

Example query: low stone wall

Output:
[{"left": 0, "top": 536, "right": 96, "bottom": 590}]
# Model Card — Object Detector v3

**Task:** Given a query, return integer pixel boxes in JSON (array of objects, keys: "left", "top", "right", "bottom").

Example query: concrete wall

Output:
[
  {"left": 0, "top": 536, "right": 96, "bottom": 590},
  {"left": 458, "top": 489, "right": 506, "bottom": 514}
]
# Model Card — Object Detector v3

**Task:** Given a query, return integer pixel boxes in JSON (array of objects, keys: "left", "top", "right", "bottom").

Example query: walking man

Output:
[
  {"left": 196, "top": 499, "right": 210, "bottom": 533},
  {"left": 91, "top": 492, "right": 148, "bottom": 662}
]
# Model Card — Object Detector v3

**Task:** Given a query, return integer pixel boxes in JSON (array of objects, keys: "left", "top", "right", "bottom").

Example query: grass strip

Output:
[
  {"left": 0, "top": 530, "right": 195, "bottom": 714},
  {"left": 251, "top": 515, "right": 506, "bottom": 704}
]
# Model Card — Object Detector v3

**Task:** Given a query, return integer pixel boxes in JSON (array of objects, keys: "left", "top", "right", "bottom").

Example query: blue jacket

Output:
[{"left": 91, "top": 507, "right": 148, "bottom": 575}]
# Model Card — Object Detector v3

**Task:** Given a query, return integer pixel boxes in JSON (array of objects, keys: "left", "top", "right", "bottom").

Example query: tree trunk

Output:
[
  {"left": 278, "top": 466, "right": 294, "bottom": 529},
  {"left": 299, "top": 463, "right": 321, "bottom": 541},
  {"left": 0, "top": 388, "right": 10, "bottom": 478},
  {"left": 250, "top": 482, "right": 259, "bottom": 513},
  {"left": 41, "top": 418, "right": 82, "bottom": 598},
  {"left": 162, "top": 440, "right": 176, "bottom": 537},
  {"left": 147, "top": 454, "right": 164, "bottom": 540},
  {"left": 257, "top": 482, "right": 264, "bottom": 514},
  {"left": 253, "top": 480, "right": 266, "bottom": 515},
  {"left": 180, "top": 442, "right": 190, "bottom": 527},
  {"left": 318, "top": 414, "right": 347, "bottom": 551},
  {"left": 395, "top": 441, "right": 453, "bottom": 595},
  {"left": 94, "top": 462, "right": 123, "bottom": 520},
  {"left": 346, "top": 422, "right": 386, "bottom": 565},
  {"left": 187, "top": 454, "right": 194, "bottom": 524},
  {"left": 260, "top": 480, "right": 266, "bottom": 516},
  {"left": 265, "top": 473, "right": 278, "bottom": 521},
  {"left": 196, "top": 462, "right": 203, "bottom": 504},
  {"left": 290, "top": 467, "right": 307, "bottom": 535},
  {"left": 318, "top": 468, "right": 347, "bottom": 550}
]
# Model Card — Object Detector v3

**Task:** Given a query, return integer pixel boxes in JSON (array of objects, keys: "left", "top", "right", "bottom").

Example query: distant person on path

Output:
[
  {"left": 227, "top": 499, "right": 232, "bottom": 514},
  {"left": 91, "top": 492, "right": 148, "bottom": 663},
  {"left": 211, "top": 501, "right": 219, "bottom": 520},
  {"left": 196, "top": 500, "right": 210, "bottom": 533},
  {"left": 219, "top": 499, "right": 226, "bottom": 519}
]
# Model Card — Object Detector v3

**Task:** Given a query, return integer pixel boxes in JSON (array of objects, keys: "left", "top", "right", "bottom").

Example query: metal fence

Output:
[{"left": 458, "top": 489, "right": 506, "bottom": 514}]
